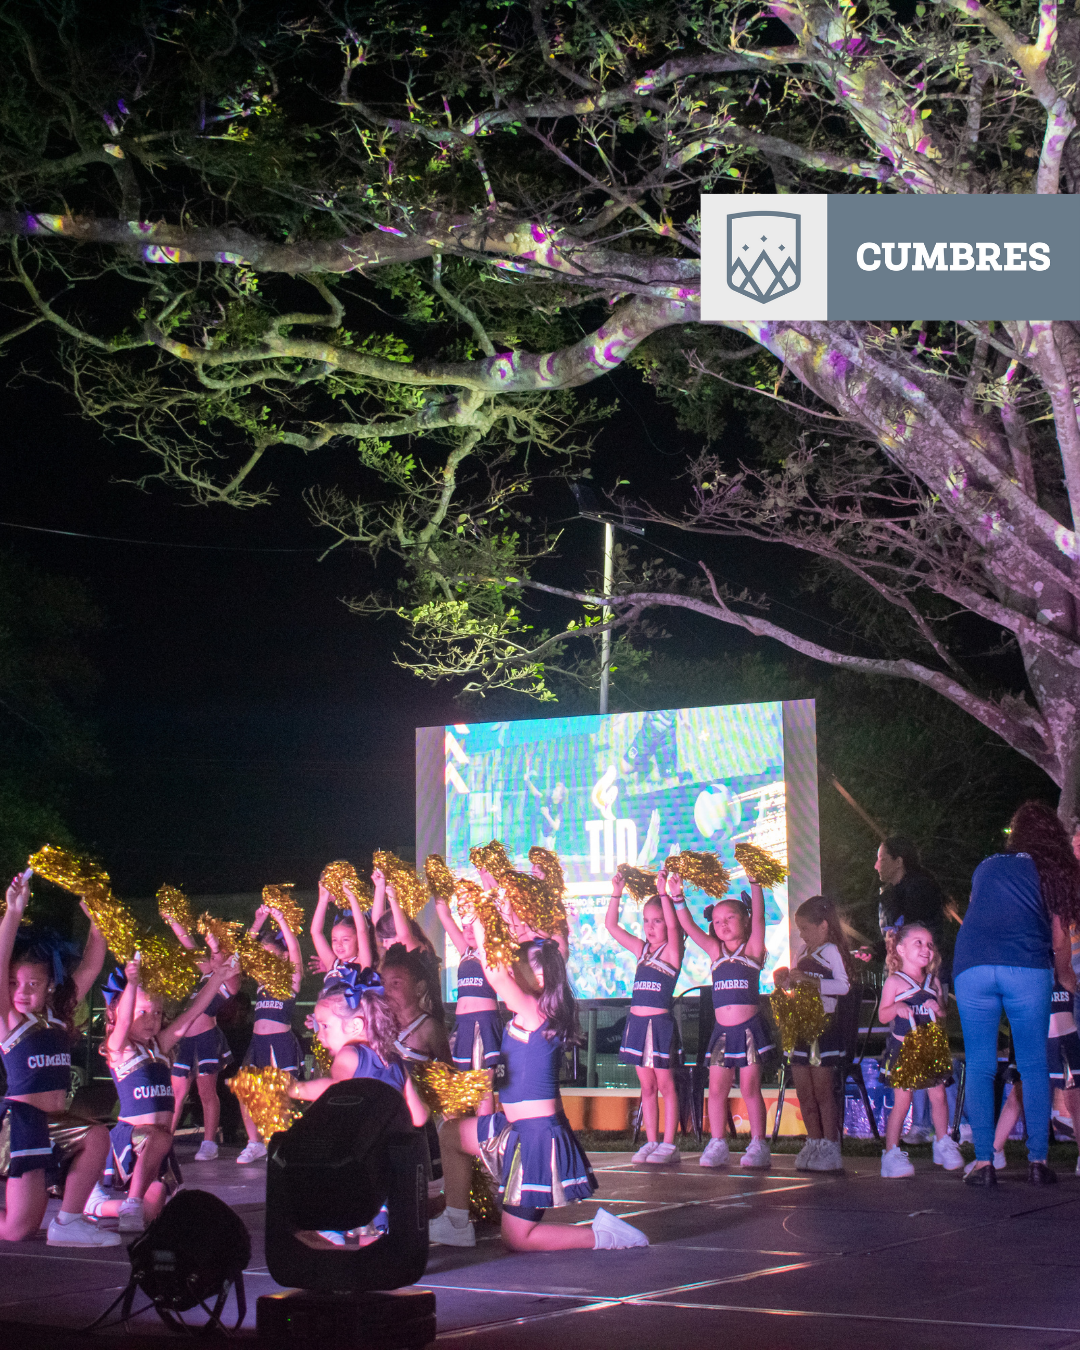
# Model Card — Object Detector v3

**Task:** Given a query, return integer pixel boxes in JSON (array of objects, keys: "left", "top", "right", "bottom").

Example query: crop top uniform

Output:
[
  {"left": 0, "top": 1012, "right": 92, "bottom": 1182},
  {"left": 618, "top": 942, "right": 681, "bottom": 1069},
  {"left": 243, "top": 985, "right": 305, "bottom": 1076},
  {"left": 787, "top": 942, "right": 850, "bottom": 1064},
  {"left": 394, "top": 1012, "right": 433, "bottom": 1064},
  {"left": 350, "top": 1043, "right": 407, "bottom": 1092},
  {"left": 880, "top": 971, "right": 953, "bottom": 1088},
  {"left": 171, "top": 977, "right": 234, "bottom": 1080},
  {"left": 1049, "top": 979, "right": 1080, "bottom": 1086},
  {"left": 475, "top": 1018, "right": 597, "bottom": 1218},
  {"left": 705, "top": 942, "right": 775, "bottom": 1068},
  {"left": 450, "top": 949, "right": 504, "bottom": 1071},
  {"left": 111, "top": 1038, "right": 176, "bottom": 1118}
]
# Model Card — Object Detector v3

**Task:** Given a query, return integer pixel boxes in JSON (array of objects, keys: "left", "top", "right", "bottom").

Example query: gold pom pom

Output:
[
  {"left": 373, "top": 850, "right": 429, "bottom": 920},
  {"left": 262, "top": 883, "right": 305, "bottom": 936},
  {"left": 620, "top": 866, "right": 659, "bottom": 903},
  {"left": 890, "top": 1021, "right": 953, "bottom": 1090},
  {"left": 197, "top": 913, "right": 295, "bottom": 1000},
  {"left": 412, "top": 1061, "right": 493, "bottom": 1116},
  {"left": 311, "top": 1039, "right": 333, "bottom": 1077},
  {"left": 228, "top": 1067, "right": 302, "bottom": 1142},
  {"left": 156, "top": 885, "right": 196, "bottom": 932},
  {"left": 770, "top": 982, "right": 831, "bottom": 1056},
  {"left": 733, "top": 843, "right": 789, "bottom": 889},
  {"left": 135, "top": 935, "right": 203, "bottom": 1002},
  {"left": 469, "top": 1157, "right": 500, "bottom": 1224},
  {"left": 472, "top": 839, "right": 566, "bottom": 935},
  {"left": 454, "top": 878, "right": 483, "bottom": 923},
  {"left": 665, "top": 851, "right": 731, "bottom": 899},
  {"left": 470, "top": 840, "right": 511, "bottom": 878},
  {"left": 320, "top": 860, "right": 371, "bottom": 908},
  {"left": 424, "top": 855, "right": 456, "bottom": 903},
  {"left": 527, "top": 847, "right": 566, "bottom": 900},
  {"left": 473, "top": 891, "right": 518, "bottom": 970}
]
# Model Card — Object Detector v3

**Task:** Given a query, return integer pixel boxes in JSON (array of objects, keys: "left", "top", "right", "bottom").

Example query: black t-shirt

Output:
[{"left": 878, "top": 871, "right": 950, "bottom": 975}]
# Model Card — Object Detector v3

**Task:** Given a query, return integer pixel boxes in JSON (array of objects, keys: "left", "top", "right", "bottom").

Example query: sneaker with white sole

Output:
[
  {"left": 994, "top": 1148, "right": 1007, "bottom": 1170},
  {"left": 740, "top": 1137, "right": 772, "bottom": 1169},
  {"left": 881, "top": 1146, "right": 915, "bottom": 1178},
  {"left": 794, "top": 1138, "right": 820, "bottom": 1170},
  {"left": 193, "top": 1140, "right": 219, "bottom": 1162},
  {"left": 118, "top": 1199, "right": 145, "bottom": 1233},
  {"left": 83, "top": 1182, "right": 114, "bottom": 1222},
  {"left": 958, "top": 1123, "right": 973, "bottom": 1144},
  {"left": 932, "top": 1135, "right": 965, "bottom": 1171},
  {"left": 47, "top": 1215, "right": 122, "bottom": 1248},
  {"left": 428, "top": 1210, "right": 477, "bottom": 1247},
  {"left": 591, "top": 1207, "right": 649, "bottom": 1249},
  {"left": 902, "top": 1126, "right": 933, "bottom": 1145},
  {"left": 316, "top": 1230, "right": 349, "bottom": 1246},
  {"left": 699, "top": 1137, "right": 730, "bottom": 1168},
  {"left": 645, "top": 1142, "right": 680, "bottom": 1165},
  {"left": 631, "top": 1140, "right": 659, "bottom": 1164},
  {"left": 237, "top": 1140, "right": 268, "bottom": 1165},
  {"left": 807, "top": 1138, "right": 843, "bottom": 1172}
]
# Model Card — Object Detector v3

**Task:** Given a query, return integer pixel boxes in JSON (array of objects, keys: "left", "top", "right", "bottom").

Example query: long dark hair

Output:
[
  {"left": 12, "top": 938, "right": 79, "bottom": 1035},
  {"left": 1007, "top": 801, "right": 1080, "bottom": 928},
  {"left": 380, "top": 942, "right": 446, "bottom": 1025},
  {"left": 794, "top": 896, "right": 857, "bottom": 976},
  {"left": 523, "top": 939, "right": 583, "bottom": 1045},
  {"left": 882, "top": 835, "right": 931, "bottom": 879}
]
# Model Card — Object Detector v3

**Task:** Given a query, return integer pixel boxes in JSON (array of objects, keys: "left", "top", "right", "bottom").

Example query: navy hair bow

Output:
[
  {"left": 102, "top": 966, "right": 127, "bottom": 1005},
  {"left": 883, "top": 912, "right": 906, "bottom": 938},
  {"left": 13, "top": 927, "right": 81, "bottom": 987},
  {"left": 325, "top": 963, "right": 384, "bottom": 1009}
]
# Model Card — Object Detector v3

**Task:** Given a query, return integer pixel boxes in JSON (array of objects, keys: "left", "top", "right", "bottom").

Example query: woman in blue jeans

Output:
[{"left": 955, "top": 801, "right": 1080, "bottom": 1187}]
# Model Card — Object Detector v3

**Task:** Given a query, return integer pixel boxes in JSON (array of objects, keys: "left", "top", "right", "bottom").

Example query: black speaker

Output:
[
  {"left": 257, "top": 1288, "right": 436, "bottom": 1349},
  {"left": 265, "top": 1078, "right": 429, "bottom": 1292}
]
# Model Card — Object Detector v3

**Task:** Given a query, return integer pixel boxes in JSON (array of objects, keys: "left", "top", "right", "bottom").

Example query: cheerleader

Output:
[
  {"left": 380, "top": 943, "right": 452, "bottom": 1064},
  {"left": 288, "top": 966, "right": 429, "bottom": 1246},
  {"left": 235, "top": 902, "right": 305, "bottom": 1165},
  {"left": 671, "top": 870, "right": 772, "bottom": 1169},
  {"left": 434, "top": 890, "right": 502, "bottom": 1113},
  {"left": 310, "top": 871, "right": 373, "bottom": 981},
  {"left": 879, "top": 923, "right": 963, "bottom": 1176},
  {"left": 1048, "top": 975, "right": 1080, "bottom": 1165},
  {"left": 371, "top": 869, "right": 439, "bottom": 965},
  {"left": 773, "top": 896, "right": 852, "bottom": 1173},
  {"left": 434, "top": 921, "right": 648, "bottom": 1252},
  {"left": 605, "top": 870, "right": 683, "bottom": 1165},
  {"left": 164, "top": 914, "right": 242, "bottom": 1160},
  {"left": 0, "top": 871, "right": 115, "bottom": 1246}
]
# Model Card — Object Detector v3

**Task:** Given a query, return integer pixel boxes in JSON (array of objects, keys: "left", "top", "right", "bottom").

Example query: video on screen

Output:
[{"left": 440, "top": 702, "right": 792, "bottom": 1000}]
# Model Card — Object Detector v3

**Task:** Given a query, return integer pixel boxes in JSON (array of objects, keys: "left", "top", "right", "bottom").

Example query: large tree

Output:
[{"left": 3, "top": 1, "right": 1080, "bottom": 813}]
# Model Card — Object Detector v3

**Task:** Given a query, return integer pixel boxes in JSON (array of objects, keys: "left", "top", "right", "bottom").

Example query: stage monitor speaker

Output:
[{"left": 265, "top": 1078, "right": 429, "bottom": 1292}]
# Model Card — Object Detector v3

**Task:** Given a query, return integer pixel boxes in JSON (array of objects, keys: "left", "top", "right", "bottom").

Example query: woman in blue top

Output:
[{"left": 955, "top": 801, "right": 1080, "bottom": 1187}]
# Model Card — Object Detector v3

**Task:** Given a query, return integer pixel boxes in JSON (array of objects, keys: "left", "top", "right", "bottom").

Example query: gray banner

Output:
[{"left": 827, "top": 195, "right": 1079, "bottom": 319}]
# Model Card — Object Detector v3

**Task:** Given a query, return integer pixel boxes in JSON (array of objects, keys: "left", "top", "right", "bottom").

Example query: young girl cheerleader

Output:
[
  {"left": 605, "top": 870, "right": 683, "bottom": 1165},
  {"left": 670, "top": 869, "right": 772, "bottom": 1169},
  {"left": 164, "top": 913, "right": 242, "bottom": 1160},
  {"left": 235, "top": 901, "right": 305, "bottom": 1165},
  {"left": 878, "top": 923, "right": 964, "bottom": 1176},
  {"left": 310, "top": 871, "right": 373, "bottom": 981},
  {"left": 434, "top": 890, "right": 503, "bottom": 1092},
  {"left": 0, "top": 870, "right": 115, "bottom": 1247},
  {"left": 94, "top": 946, "right": 236, "bottom": 1230},
  {"left": 773, "top": 896, "right": 852, "bottom": 1173},
  {"left": 380, "top": 943, "right": 452, "bottom": 1065},
  {"left": 433, "top": 920, "right": 648, "bottom": 1252},
  {"left": 287, "top": 965, "right": 429, "bottom": 1245}
]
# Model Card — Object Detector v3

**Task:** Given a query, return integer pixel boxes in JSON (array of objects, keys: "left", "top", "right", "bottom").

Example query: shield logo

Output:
[{"left": 727, "top": 212, "right": 800, "bottom": 303}]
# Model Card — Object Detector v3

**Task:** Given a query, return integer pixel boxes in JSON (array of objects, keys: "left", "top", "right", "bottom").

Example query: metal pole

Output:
[
  {"left": 586, "top": 1006, "right": 598, "bottom": 1088},
  {"left": 599, "top": 520, "right": 614, "bottom": 714}
]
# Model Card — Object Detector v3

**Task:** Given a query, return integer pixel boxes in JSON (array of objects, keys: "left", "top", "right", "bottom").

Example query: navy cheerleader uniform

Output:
[
  {"left": 0, "top": 1012, "right": 95, "bottom": 1183},
  {"left": 450, "top": 953, "right": 504, "bottom": 1071},
  {"left": 104, "top": 1039, "right": 182, "bottom": 1193},
  {"left": 1049, "top": 981, "right": 1080, "bottom": 1088},
  {"left": 619, "top": 943, "right": 680, "bottom": 1068},
  {"left": 706, "top": 943, "right": 775, "bottom": 1068},
  {"left": 475, "top": 1018, "right": 597, "bottom": 1221},
  {"left": 351, "top": 1043, "right": 407, "bottom": 1091},
  {"left": 243, "top": 988, "right": 304, "bottom": 1075},
  {"left": 171, "top": 978, "right": 233, "bottom": 1079},
  {"left": 880, "top": 972, "right": 950, "bottom": 1086},
  {"left": 789, "top": 943, "right": 849, "bottom": 1064}
]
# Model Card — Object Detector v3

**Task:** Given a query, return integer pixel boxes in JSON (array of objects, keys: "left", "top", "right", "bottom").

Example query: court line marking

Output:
[{"left": 642, "top": 1298, "right": 1080, "bottom": 1334}]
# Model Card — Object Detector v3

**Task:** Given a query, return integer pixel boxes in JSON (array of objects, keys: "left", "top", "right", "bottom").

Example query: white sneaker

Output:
[
  {"left": 48, "top": 1215, "right": 122, "bottom": 1247},
  {"left": 881, "top": 1146, "right": 915, "bottom": 1178},
  {"left": 807, "top": 1138, "right": 843, "bottom": 1172},
  {"left": 932, "top": 1136, "right": 965, "bottom": 1171},
  {"left": 902, "top": 1126, "right": 933, "bottom": 1145},
  {"left": 237, "top": 1141, "right": 268, "bottom": 1165},
  {"left": 958, "top": 1123, "right": 973, "bottom": 1144},
  {"left": 118, "top": 1199, "right": 145, "bottom": 1233},
  {"left": 428, "top": 1210, "right": 477, "bottom": 1247},
  {"left": 591, "top": 1207, "right": 649, "bottom": 1249},
  {"left": 193, "top": 1140, "right": 219, "bottom": 1161},
  {"left": 699, "top": 1137, "right": 730, "bottom": 1168},
  {"left": 994, "top": 1148, "right": 1007, "bottom": 1170},
  {"left": 316, "top": 1230, "right": 349, "bottom": 1246},
  {"left": 83, "top": 1182, "right": 113, "bottom": 1221},
  {"left": 645, "top": 1143, "right": 680, "bottom": 1165},
  {"left": 740, "top": 1137, "right": 772, "bottom": 1169},
  {"left": 794, "top": 1138, "right": 820, "bottom": 1170},
  {"left": 631, "top": 1140, "right": 659, "bottom": 1163}
]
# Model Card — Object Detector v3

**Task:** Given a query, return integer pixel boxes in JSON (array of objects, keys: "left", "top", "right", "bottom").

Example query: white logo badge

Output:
[{"left": 728, "top": 212, "right": 800, "bottom": 303}]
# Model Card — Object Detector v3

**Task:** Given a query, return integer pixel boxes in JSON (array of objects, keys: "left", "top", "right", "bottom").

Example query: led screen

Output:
[{"left": 416, "top": 701, "right": 819, "bottom": 1001}]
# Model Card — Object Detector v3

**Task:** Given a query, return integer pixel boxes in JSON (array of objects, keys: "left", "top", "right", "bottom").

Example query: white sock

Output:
[
  {"left": 444, "top": 1206, "right": 470, "bottom": 1228},
  {"left": 56, "top": 1211, "right": 81, "bottom": 1225}
]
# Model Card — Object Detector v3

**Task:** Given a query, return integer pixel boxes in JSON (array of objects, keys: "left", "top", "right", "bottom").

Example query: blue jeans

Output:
[{"left": 955, "top": 964, "right": 1053, "bottom": 1163}]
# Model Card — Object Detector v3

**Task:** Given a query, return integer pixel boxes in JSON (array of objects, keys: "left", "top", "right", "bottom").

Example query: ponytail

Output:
[
  {"left": 794, "top": 895, "right": 858, "bottom": 977},
  {"left": 524, "top": 939, "right": 583, "bottom": 1046}
]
